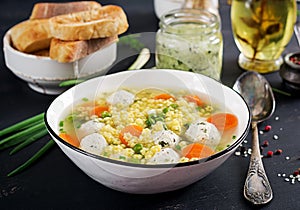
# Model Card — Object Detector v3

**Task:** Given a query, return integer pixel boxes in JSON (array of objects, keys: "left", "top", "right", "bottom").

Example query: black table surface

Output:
[{"left": 1, "top": 0, "right": 300, "bottom": 209}]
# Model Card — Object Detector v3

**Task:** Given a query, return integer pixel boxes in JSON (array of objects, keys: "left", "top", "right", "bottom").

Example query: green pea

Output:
[
  {"left": 119, "top": 156, "right": 126, "bottom": 160},
  {"left": 101, "top": 111, "right": 112, "bottom": 118},
  {"left": 170, "top": 104, "right": 178, "bottom": 109},
  {"left": 163, "top": 107, "right": 169, "bottom": 113},
  {"left": 133, "top": 143, "right": 143, "bottom": 154}
]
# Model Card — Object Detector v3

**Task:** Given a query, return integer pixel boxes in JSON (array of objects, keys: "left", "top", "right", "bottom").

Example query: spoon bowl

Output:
[
  {"left": 233, "top": 71, "right": 275, "bottom": 205},
  {"left": 233, "top": 71, "right": 275, "bottom": 123}
]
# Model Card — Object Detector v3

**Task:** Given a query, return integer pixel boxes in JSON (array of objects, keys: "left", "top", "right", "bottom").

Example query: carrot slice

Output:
[
  {"left": 207, "top": 113, "right": 238, "bottom": 131},
  {"left": 154, "top": 93, "right": 176, "bottom": 101},
  {"left": 182, "top": 143, "right": 215, "bottom": 159},
  {"left": 59, "top": 133, "right": 79, "bottom": 147},
  {"left": 184, "top": 95, "right": 204, "bottom": 106},
  {"left": 92, "top": 105, "right": 109, "bottom": 117},
  {"left": 119, "top": 125, "right": 143, "bottom": 146}
]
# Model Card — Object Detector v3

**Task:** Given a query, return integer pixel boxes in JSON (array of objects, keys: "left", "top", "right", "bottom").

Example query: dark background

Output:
[{"left": 1, "top": 0, "right": 300, "bottom": 209}]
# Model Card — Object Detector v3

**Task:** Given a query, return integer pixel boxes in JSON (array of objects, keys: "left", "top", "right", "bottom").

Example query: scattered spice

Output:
[
  {"left": 293, "top": 171, "right": 299, "bottom": 177},
  {"left": 264, "top": 125, "right": 272, "bottom": 131},
  {"left": 274, "top": 149, "right": 283, "bottom": 155},
  {"left": 262, "top": 140, "right": 269, "bottom": 147},
  {"left": 235, "top": 151, "right": 241, "bottom": 156},
  {"left": 240, "top": 146, "right": 246, "bottom": 154},
  {"left": 278, "top": 169, "right": 300, "bottom": 185},
  {"left": 233, "top": 115, "right": 300, "bottom": 186},
  {"left": 266, "top": 151, "right": 273, "bottom": 157},
  {"left": 234, "top": 143, "right": 250, "bottom": 157},
  {"left": 247, "top": 148, "right": 252, "bottom": 155}
]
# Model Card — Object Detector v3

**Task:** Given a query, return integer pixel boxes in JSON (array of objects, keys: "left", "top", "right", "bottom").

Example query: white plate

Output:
[{"left": 3, "top": 30, "right": 117, "bottom": 95}]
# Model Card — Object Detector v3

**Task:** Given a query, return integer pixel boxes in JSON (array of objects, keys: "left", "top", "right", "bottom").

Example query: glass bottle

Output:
[{"left": 231, "top": 0, "right": 297, "bottom": 73}]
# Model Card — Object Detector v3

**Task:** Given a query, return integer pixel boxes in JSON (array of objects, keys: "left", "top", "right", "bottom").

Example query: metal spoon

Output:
[{"left": 233, "top": 71, "right": 275, "bottom": 205}]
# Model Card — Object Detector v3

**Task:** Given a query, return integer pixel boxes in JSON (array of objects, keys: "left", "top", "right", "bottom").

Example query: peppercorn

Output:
[
  {"left": 266, "top": 151, "right": 273, "bottom": 157},
  {"left": 274, "top": 149, "right": 283, "bottom": 155},
  {"left": 262, "top": 140, "right": 269, "bottom": 147},
  {"left": 264, "top": 125, "right": 271, "bottom": 131},
  {"left": 293, "top": 171, "right": 299, "bottom": 177}
]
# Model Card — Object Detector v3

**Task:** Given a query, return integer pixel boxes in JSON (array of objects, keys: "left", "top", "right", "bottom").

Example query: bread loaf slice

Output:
[
  {"left": 10, "top": 19, "right": 52, "bottom": 53},
  {"left": 30, "top": 1, "right": 102, "bottom": 19},
  {"left": 49, "top": 35, "right": 118, "bottom": 63},
  {"left": 49, "top": 5, "right": 128, "bottom": 41}
]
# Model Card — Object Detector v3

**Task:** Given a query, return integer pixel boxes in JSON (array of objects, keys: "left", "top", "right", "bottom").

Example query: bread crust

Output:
[
  {"left": 49, "top": 36, "right": 118, "bottom": 63},
  {"left": 49, "top": 5, "right": 128, "bottom": 41},
  {"left": 10, "top": 19, "right": 52, "bottom": 53},
  {"left": 9, "top": 2, "right": 127, "bottom": 63},
  {"left": 30, "top": 1, "right": 102, "bottom": 19}
]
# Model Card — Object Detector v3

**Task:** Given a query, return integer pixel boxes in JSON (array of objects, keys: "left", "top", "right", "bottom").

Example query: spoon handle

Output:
[{"left": 243, "top": 122, "right": 273, "bottom": 205}]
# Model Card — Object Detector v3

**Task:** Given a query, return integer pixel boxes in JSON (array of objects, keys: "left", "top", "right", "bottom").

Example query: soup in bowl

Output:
[{"left": 45, "top": 69, "right": 250, "bottom": 194}]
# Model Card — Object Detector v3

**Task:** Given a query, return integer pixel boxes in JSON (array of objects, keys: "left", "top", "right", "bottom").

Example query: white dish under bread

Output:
[
  {"left": 3, "top": 2, "right": 129, "bottom": 95},
  {"left": 3, "top": 30, "right": 117, "bottom": 95}
]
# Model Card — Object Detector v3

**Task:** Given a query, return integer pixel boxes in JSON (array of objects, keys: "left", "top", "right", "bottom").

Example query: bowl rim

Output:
[
  {"left": 45, "top": 69, "right": 251, "bottom": 168},
  {"left": 3, "top": 29, "right": 52, "bottom": 60}
]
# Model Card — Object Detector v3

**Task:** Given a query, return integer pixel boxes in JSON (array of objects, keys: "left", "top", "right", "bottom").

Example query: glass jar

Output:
[{"left": 155, "top": 9, "right": 223, "bottom": 81}]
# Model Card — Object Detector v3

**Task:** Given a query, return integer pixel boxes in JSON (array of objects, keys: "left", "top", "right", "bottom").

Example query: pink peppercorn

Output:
[
  {"left": 266, "top": 151, "right": 273, "bottom": 157},
  {"left": 275, "top": 149, "right": 283, "bottom": 155},
  {"left": 262, "top": 140, "right": 269, "bottom": 147},
  {"left": 264, "top": 125, "right": 272, "bottom": 131}
]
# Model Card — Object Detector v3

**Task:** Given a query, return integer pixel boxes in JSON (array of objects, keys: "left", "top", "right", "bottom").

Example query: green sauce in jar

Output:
[{"left": 155, "top": 9, "right": 223, "bottom": 81}]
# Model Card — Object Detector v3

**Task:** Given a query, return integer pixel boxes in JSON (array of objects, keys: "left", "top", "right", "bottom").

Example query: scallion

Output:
[
  {"left": 9, "top": 129, "right": 49, "bottom": 155},
  {"left": 0, "top": 113, "right": 44, "bottom": 137},
  {"left": 0, "top": 122, "right": 46, "bottom": 146},
  {"left": 59, "top": 79, "right": 85, "bottom": 87},
  {"left": 7, "top": 139, "right": 55, "bottom": 177},
  {"left": 271, "top": 87, "right": 292, "bottom": 96},
  {"left": 0, "top": 132, "right": 33, "bottom": 150},
  {"left": 128, "top": 48, "right": 151, "bottom": 70}
]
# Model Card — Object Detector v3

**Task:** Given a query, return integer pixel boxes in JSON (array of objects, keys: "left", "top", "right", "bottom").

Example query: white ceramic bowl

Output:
[
  {"left": 45, "top": 69, "right": 251, "bottom": 194},
  {"left": 3, "top": 30, "right": 116, "bottom": 95}
]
